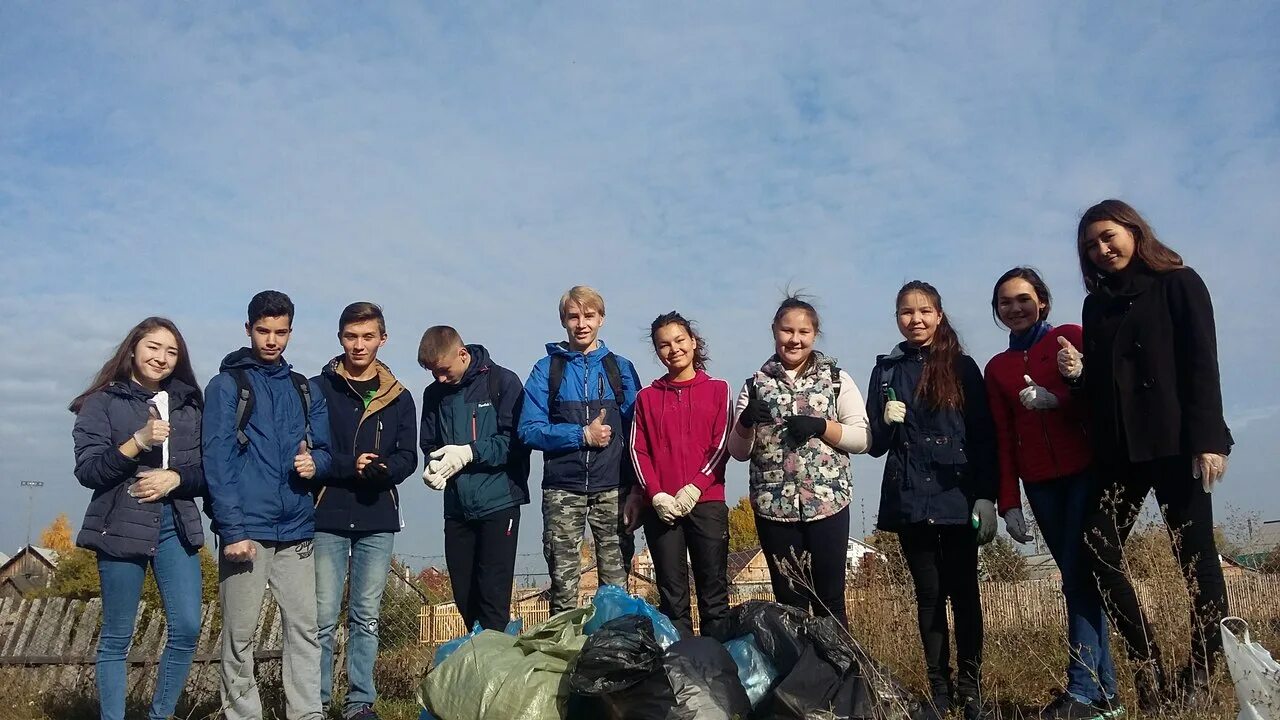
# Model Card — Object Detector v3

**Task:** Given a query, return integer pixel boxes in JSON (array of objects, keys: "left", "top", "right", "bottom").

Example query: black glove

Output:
[
  {"left": 738, "top": 381, "right": 772, "bottom": 429},
  {"left": 783, "top": 415, "right": 827, "bottom": 444},
  {"left": 362, "top": 461, "right": 390, "bottom": 483}
]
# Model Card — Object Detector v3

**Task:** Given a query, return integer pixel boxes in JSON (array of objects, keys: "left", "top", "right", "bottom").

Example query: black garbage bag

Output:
[
  {"left": 729, "top": 601, "right": 919, "bottom": 720},
  {"left": 569, "top": 615, "right": 751, "bottom": 720}
]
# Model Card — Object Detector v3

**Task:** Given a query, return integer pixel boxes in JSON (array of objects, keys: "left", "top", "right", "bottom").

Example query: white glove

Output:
[
  {"left": 422, "top": 460, "right": 447, "bottom": 491},
  {"left": 884, "top": 400, "right": 907, "bottom": 425},
  {"left": 429, "top": 444, "right": 473, "bottom": 482},
  {"left": 1003, "top": 508, "right": 1034, "bottom": 543},
  {"left": 673, "top": 485, "right": 701, "bottom": 517},
  {"left": 651, "top": 492, "right": 680, "bottom": 524},
  {"left": 1192, "top": 452, "right": 1228, "bottom": 493},
  {"left": 1019, "top": 375, "right": 1060, "bottom": 411},
  {"left": 1057, "top": 336, "right": 1084, "bottom": 380}
]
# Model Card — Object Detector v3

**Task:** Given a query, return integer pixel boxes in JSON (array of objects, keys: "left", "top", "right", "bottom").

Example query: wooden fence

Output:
[{"left": 0, "top": 595, "right": 291, "bottom": 699}]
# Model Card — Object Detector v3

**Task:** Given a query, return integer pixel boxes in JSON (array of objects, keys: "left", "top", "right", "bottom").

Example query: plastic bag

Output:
[
  {"left": 1222, "top": 617, "right": 1280, "bottom": 720},
  {"left": 725, "top": 634, "right": 778, "bottom": 708},
  {"left": 430, "top": 618, "right": 524, "bottom": 668},
  {"left": 421, "top": 608, "right": 592, "bottom": 720},
  {"left": 728, "top": 601, "right": 917, "bottom": 720},
  {"left": 569, "top": 615, "right": 750, "bottom": 720},
  {"left": 584, "top": 584, "right": 682, "bottom": 648}
]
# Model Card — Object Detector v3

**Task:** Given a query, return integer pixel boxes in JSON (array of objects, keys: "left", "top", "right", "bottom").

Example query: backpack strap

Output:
[
  {"left": 546, "top": 355, "right": 567, "bottom": 411},
  {"left": 290, "top": 372, "right": 313, "bottom": 449},
  {"left": 232, "top": 369, "right": 312, "bottom": 449},
  {"left": 232, "top": 370, "right": 254, "bottom": 447},
  {"left": 600, "top": 353, "right": 626, "bottom": 405}
]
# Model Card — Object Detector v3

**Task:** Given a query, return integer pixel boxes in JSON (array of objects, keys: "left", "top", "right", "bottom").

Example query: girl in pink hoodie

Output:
[{"left": 629, "top": 311, "right": 732, "bottom": 639}]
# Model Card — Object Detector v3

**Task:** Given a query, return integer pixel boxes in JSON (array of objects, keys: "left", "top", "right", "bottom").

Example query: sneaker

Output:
[
  {"left": 346, "top": 708, "right": 382, "bottom": 720},
  {"left": 960, "top": 694, "right": 994, "bottom": 720},
  {"left": 1040, "top": 692, "right": 1103, "bottom": 719},
  {"left": 910, "top": 698, "right": 946, "bottom": 720},
  {"left": 1133, "top": 661, "right": 1169, "bottom": 715},
  {"left": 1092, "top": 695, "right": 1126, "bottom": 719}
]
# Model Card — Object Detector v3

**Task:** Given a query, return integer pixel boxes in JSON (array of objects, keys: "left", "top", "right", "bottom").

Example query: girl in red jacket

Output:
[
  {"left": 984, "top": 267, "right": 1119, "bottom": 720},
  {"left": 629, "top": 311, "right": 732, "bottom": 639}
]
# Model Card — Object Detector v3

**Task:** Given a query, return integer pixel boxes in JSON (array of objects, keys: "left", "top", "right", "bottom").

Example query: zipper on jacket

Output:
[
  {"left": 471, "top": 408, "right": 478, "bottom": 441},
  {"left": 584, "top": 368, "right": 593, "bottom": 491},
  {"left": 1025, "top": 351, "right": 1060, "bottom": 475}
]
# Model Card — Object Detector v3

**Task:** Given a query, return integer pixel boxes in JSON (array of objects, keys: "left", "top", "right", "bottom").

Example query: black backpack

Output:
[
  {"left": 547, "top": 352, "right": 625, "bottom": 411},
  {"left": 232, "top": 369, "right": 313, "bottom": 449}
]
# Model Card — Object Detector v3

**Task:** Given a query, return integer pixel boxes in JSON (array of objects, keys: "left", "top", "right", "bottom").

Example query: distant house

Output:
[
  {"left": 0, "top": 546, "right": 60, "bottom": 600},
  {"left": 1237, "top": 520, "right": 1280, "bottom": 569},
  {"left": 846, "top": 538, "right": 883, "bottom": 572},
  {"left": 1024, "top": 552, "right": 1061, "bottom": 582}
]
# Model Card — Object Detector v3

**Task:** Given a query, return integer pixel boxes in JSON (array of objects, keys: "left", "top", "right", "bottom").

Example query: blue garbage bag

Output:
[
  {"left": 431, "top": 618, "right": 524, "bottom": 668},
  {"left": 724, "top": 633, "right": 778, "bottom": 708},
  {"left": 583, "top": 585, "right": 681, "bottom": 649}
]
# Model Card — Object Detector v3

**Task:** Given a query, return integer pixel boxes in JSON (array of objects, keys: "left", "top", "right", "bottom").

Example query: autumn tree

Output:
[
  {"left": 141, "top": 545, "right": 219, "bottom": 608},
  {"left": 979, "top": 535, "right": 1029, "bottom": 582},
  {"left": 858, "top": 529, "right": 911, "bottom": 586},
  {"left": 39, "top": 513, "right": 76, "bottom": 554},
  {"left": 728, "top": 496, "right": 759, "bottom": 552},
  {"left": 45, "top": 549, "right": 100, "bottom": 600}
]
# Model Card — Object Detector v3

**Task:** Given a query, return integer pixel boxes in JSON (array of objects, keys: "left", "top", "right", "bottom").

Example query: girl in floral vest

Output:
[
  {"left": 727, "top": 295, "right": 871, "bottom": 627},
  {"left": 866, "top": 281, "right": 999, "bottom": 720}
]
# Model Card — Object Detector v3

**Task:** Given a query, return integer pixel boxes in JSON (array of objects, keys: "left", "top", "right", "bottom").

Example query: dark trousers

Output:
[
  {"left": 898, "top": 522, "right": 983, "bottom": 700},
  {"left": 644, "top": 501, "right": 731, "bottom": 640},
  {"left": 755, "top": 507, "right": 850, "bottom": 627},
  {"left": 445, "top": 506, "right": 520, "bottom": 631},
  {"left": 1083, "top": 455, "right": 1228, "bottom": 673}
]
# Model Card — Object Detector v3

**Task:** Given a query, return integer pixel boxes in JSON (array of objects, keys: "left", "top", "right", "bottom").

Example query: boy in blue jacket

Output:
[
  {"left": 203, "top": 290, "right": 332, "bottom": 720},
  {"left": 419, "top": 325, "right": 529, "bottom": 631},
  {"left": 518, "top": 286, "right": 642, "bottom": 614}
]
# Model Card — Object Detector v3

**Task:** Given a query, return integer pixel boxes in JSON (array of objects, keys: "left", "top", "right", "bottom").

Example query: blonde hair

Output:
[
  {"left": 558, "top": 285, "right": 606, "bottom": 322},
  {"left": 417, "top": 325, "right": 463, "bottom": 368}
]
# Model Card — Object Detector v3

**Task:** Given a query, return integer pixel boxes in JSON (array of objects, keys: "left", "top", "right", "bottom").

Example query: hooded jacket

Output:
[
  {"left": 312, "top": 358, "right": 417, "bottom": 533},
  {"left": 74, "top": 378, "right": 206, "bottom": 558},
  {"left": 421, "top": 344, "right": 530, "bottom": 521},
  {"left": 203, "top": 348, "right": 332, "bottom": 545},
  {"left": 629, "top": 370, "right": 731, "bottom": 503},
  {"left": 984, "top": 324, "right": 1093, "bottom": 513},
  {"left": 867, "top": 343, "right": 998, "bottom": 531},
  {"left": 518, "top": 340, "right": 641, "bottom": 493}
]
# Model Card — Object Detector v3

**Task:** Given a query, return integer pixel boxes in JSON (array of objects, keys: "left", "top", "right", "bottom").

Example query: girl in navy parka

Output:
[
  {"left": 70, "top": 317, "right": 206, "bottom": 720},
  {"left": 866, "top": 282, "right": 998, "bottom": 720}
]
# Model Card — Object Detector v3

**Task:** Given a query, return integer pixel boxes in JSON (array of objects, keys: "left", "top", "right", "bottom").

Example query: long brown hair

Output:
[
  {"left": 650, "top": 311, "right": 709, "bottom": 371},
  {"left": 69, "top": 317, "right": 201, "bottom": 414},
  {"left": 1076, "top": 199, "right": 1184, "bottom": 293},
  {"left": 897, "top": 281, "right": 964, "bottom": 409}
]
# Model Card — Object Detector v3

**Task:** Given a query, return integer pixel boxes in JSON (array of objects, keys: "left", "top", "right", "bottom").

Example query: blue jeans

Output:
[
  {"left": 96, "top": 503, "right": 202, "bottom": 720},
  {"left": 315, "top": 531, "right": 395, "bottom": 716},
  {"left": 1025, "top": 473, "right": 1118, "bottom": 704}
]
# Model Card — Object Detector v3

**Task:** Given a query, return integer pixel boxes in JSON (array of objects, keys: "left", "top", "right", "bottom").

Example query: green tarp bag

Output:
[{"left": 421, "top": 607, "right": 593, "bottom": 720}]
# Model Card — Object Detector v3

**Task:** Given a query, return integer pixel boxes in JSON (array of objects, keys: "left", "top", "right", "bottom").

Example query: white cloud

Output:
[{"left": 1, "top": 1, "right": 1278, "bottom": 558}]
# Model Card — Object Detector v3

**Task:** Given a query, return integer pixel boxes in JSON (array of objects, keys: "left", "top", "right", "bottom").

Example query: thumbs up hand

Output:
[
  {"left": 1018, "top": 374, "right": 1060, "bottom": 411},
  {"left": 737, "top": 380, "right": 773, "bottom": 429},
  {"left": 294, "top": 440, "right": 316, "bottom": 479},
  {"left": 583, "top": 408, "right": 613, "bottom": 448},
  {"left": 1057, "top": 336, "right": 1084, "bottom": 379}
]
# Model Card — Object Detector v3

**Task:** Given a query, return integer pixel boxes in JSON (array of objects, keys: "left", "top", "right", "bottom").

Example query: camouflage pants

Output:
[{"left": 542, "top": 486, "right": 634, "bottom": 614}]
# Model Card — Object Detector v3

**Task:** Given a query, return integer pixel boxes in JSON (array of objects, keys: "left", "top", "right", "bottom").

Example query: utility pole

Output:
[{"left": 21, "top": 481, "right": 44, "bottom": 547}]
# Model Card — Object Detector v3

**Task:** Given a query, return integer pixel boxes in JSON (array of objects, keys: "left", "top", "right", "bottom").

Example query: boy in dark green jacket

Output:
[{"left": 418, "top": 325, "right": 529, "bottom": 631}]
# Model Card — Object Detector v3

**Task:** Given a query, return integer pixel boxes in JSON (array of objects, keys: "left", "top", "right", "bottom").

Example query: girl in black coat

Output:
[
  {"left": 1065, "top": 199, "right": 1232, "bottom": 713},
  {"left": 69, "top": 317, "right": 206, "bottom": 720}
]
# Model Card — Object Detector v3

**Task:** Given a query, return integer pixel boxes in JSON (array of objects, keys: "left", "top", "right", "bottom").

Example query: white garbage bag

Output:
[{"left": 1222, "top": 617, "right": 1280, "bottom": 720}]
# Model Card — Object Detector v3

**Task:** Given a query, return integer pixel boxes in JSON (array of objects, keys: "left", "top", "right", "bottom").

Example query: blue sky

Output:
[{"left": 2, "top": 2, "right": 1277, "bottom": 574}]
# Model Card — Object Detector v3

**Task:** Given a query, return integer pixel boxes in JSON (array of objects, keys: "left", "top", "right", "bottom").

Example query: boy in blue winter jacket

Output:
[
  {"left": 419, "top": 325, "right": 529, "bottom": 631},
  {"left": 518, "top": 286, "right": 643, "bottom": 614},
  {"left": 203, "top": 290, "right": 332, "bottom": 720}
]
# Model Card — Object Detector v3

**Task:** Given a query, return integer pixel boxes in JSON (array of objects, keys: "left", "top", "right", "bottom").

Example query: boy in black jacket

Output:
[
  {"left": 419, "top": 325, "right": 529, "bottom": 631},
  {"left": 311, "top": 302, "right": 418, "bottom": 720}
]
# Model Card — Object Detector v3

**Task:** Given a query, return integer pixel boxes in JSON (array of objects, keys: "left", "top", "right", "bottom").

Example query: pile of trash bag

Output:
[
  {"left": 569, "top": 614, "right": 751, "bottom": 720},
  {"left": 420, "top": 587, "right": 918, "bottom": 720}
]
